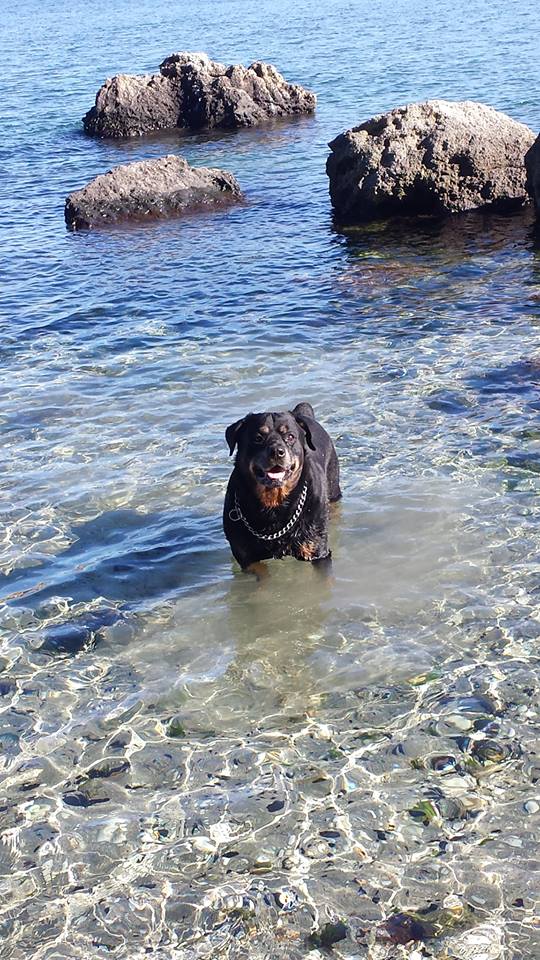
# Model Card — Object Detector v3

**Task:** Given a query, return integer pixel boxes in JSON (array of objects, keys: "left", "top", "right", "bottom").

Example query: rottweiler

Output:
[{"left": 223, "top": 402, "right": 341, "bottom": 571}]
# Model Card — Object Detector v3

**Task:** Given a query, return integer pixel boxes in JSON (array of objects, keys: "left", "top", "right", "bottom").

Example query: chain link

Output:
[{"left": 229, "top": 482, "right": 308, "bottom": 541}]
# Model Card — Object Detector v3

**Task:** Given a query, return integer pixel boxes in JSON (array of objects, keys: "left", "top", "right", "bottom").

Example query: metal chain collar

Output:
[{"left": 229, "top": 482, "right": 308, "bottom": 541}]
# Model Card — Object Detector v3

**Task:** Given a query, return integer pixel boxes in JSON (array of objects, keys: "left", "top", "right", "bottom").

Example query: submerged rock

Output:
[
  {"left": 378, "top": 902, "right": 474, "bottom": 946},
  {"left": 166, "top": 716, "right": 187, "bottom": 739},
  {"left": 63, "top": 790, "right": 109, "bottom": 807},
  {"left": 443, "top": 922, "right": 505, "bottom": 960},
  {"left": 40, "top": 607, "right": 119, "bottom": 654},
  {"left": 377, "top": 912, "right": 436, "bottom": 945},
  {"left": 274, "top": 889, "right": 298, "bottom": 912},
  {"left": 470, "top": 738, "right": 514, "bottom": 765},
  {"left": 40, "top": 622, "right": 96, "bottom": 655},
  {"left": 327, "top": 100, "right": 535, "bottom": 223},
  {"left": 84, "top": 759, "right": 130, "bottom": 780},
  {"left": 64, "top": 155, "right": 242, "bottom": 229},
  {"left": 308, "top": 920, "right": 348, "bottom": 948},
  {"left": 83, "top": 51, "right": 316, "bottom": 138}
]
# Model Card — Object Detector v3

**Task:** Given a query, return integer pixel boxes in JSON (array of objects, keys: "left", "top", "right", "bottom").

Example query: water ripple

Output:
[{"left": 1, "top": 0, "right": 540, "bottom": 957}]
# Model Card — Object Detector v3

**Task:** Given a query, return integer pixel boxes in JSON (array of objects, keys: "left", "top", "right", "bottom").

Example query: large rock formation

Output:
[
  {"left": 83, "top": 52, "right": 316, "bottom": 138},
  {"left": 64, "top": 155, "right": 242, "bottom": 229},
  {"left": 327, "top": 100, "right": 535, "bottom": 223},
  {"left": 525, "top": 134, "right": 540, "bottom": 214}
]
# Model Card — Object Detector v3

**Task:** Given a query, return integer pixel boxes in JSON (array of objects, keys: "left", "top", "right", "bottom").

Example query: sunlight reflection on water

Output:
[{"left": 1, "top": 0, "right": 540, "bottom": 956}]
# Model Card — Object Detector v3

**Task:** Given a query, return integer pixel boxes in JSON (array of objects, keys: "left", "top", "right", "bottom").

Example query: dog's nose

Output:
[{"left": 271, "top": 444, "right": 286, "bottom": 460}]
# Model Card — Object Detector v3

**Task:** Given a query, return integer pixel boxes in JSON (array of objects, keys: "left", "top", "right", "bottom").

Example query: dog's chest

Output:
[{"left": 263, "top": 515, "right": 320, "bottom": 561}]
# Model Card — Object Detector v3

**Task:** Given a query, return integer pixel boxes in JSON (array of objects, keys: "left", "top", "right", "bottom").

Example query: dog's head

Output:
[{"left": 225, "top": 410, "right": 315, "bottom": 506}]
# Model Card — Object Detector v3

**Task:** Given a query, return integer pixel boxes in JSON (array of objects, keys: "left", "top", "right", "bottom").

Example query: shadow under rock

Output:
[
  {"left": 333, "top": 205, "right": 536, "bottom": 258},
  {"left": 91, "top": 110, "right": 318, "bottom": 159}
]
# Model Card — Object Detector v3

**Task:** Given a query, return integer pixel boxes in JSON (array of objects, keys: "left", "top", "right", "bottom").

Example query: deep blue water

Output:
[{"left": 1, "top": 2, "right": 540, "bottom": 958}]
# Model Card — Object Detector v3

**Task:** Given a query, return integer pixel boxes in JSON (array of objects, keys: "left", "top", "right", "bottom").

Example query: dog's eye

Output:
[
  {"left": 286, "top": 433, "right": 296, "bottom": 443},
  {"left": 254, "top": 433, "right": 265, "bottom": 444}
]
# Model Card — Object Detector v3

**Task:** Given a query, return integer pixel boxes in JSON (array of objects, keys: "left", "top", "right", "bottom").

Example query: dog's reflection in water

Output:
[{"left": 221, "top": 558, "right": 336, "bottom": 715}]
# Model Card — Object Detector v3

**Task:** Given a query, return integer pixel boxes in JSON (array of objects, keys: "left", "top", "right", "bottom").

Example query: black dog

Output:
[{"left": 223, "top": 403, "right": 341, "bottom": 570}]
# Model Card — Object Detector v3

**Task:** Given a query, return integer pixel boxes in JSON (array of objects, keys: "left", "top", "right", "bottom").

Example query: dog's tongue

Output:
[{"left": 267, "top": 467, "right": 286, "bottom": 480}]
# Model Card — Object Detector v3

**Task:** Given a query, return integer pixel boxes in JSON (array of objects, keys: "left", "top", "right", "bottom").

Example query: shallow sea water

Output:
[{"left": 1, "top": 0, "right": 540, "bottom": 957}]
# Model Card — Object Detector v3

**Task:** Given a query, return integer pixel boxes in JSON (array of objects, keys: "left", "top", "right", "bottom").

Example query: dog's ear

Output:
[
  {"left": 293, "top": 414, "right": 316, "bottom": 451},
  {"left": 225, "top": 417, "right": 247, "bottom": 456}
]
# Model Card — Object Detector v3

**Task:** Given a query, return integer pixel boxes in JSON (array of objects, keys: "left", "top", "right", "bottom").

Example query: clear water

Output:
[{"left": 1, "top": 1, "right": 540, "bottom": 957}]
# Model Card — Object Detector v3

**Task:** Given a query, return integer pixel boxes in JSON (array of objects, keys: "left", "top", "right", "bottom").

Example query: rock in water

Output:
[
  {"left": 83, "top": 51, "right": 316, "bottom": 138},
  {"left": 84, "top": 74, "right": 182, "bottom": 139},
  {"left": 40, "top": 607, "right": 119, "bottom": 654},
  {"left": 327, "top": 100, "right": 535, "bottom": 223},
  {"left": 525, "top": 134, "right": 540, "bottom": 214},
  {"left": 64, "top": 155, "right": 242, "bottom": 229}
]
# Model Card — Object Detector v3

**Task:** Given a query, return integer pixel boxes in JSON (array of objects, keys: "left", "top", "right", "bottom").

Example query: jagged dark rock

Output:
[
  {"left": 327, "top": 100, "right": 535, "bottom": 223},
  {"left": 64, "top": 155, "right": 242, "bottom": 229},
  {"left": 83, "top": 51, "right": 316, "bottom": 138}
]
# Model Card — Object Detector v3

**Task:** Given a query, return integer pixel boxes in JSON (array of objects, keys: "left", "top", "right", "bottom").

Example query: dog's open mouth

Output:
[
  {"left": 255, "top": 465, "right": 288, "bottom": 486},
  {"left": 266, "top": 467, "right": 287, "bottom": 481}
]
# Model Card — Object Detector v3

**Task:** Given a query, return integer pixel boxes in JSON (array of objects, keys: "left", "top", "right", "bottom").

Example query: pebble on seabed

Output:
[
  {"left": 274, "top": 889, "right": 298, "bottom": 912},
  {"left": 192, "top": 837, "right": 216, "bottom": 855},
  {"left": 443, "top": 922, "right": 505, "bottom": 960},
  {"left": 470, "top": 739, "right": 513, "bottom": 764}
]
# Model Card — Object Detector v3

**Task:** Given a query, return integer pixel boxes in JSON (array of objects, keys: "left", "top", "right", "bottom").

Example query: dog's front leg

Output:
[
  {"left": 312, "top": 552, "right": 333, "bottom": 579},
  {"left": 230, "top": 543, "right": 271, "bottom": 581},
  {"left": 244, "top": 561, "right": 270, "bottom": 581}
]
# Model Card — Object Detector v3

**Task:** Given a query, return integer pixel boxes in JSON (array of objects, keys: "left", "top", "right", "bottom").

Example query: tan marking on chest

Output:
[{"left": 255, "top": 485, "right": 289, "bottom": 508}]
